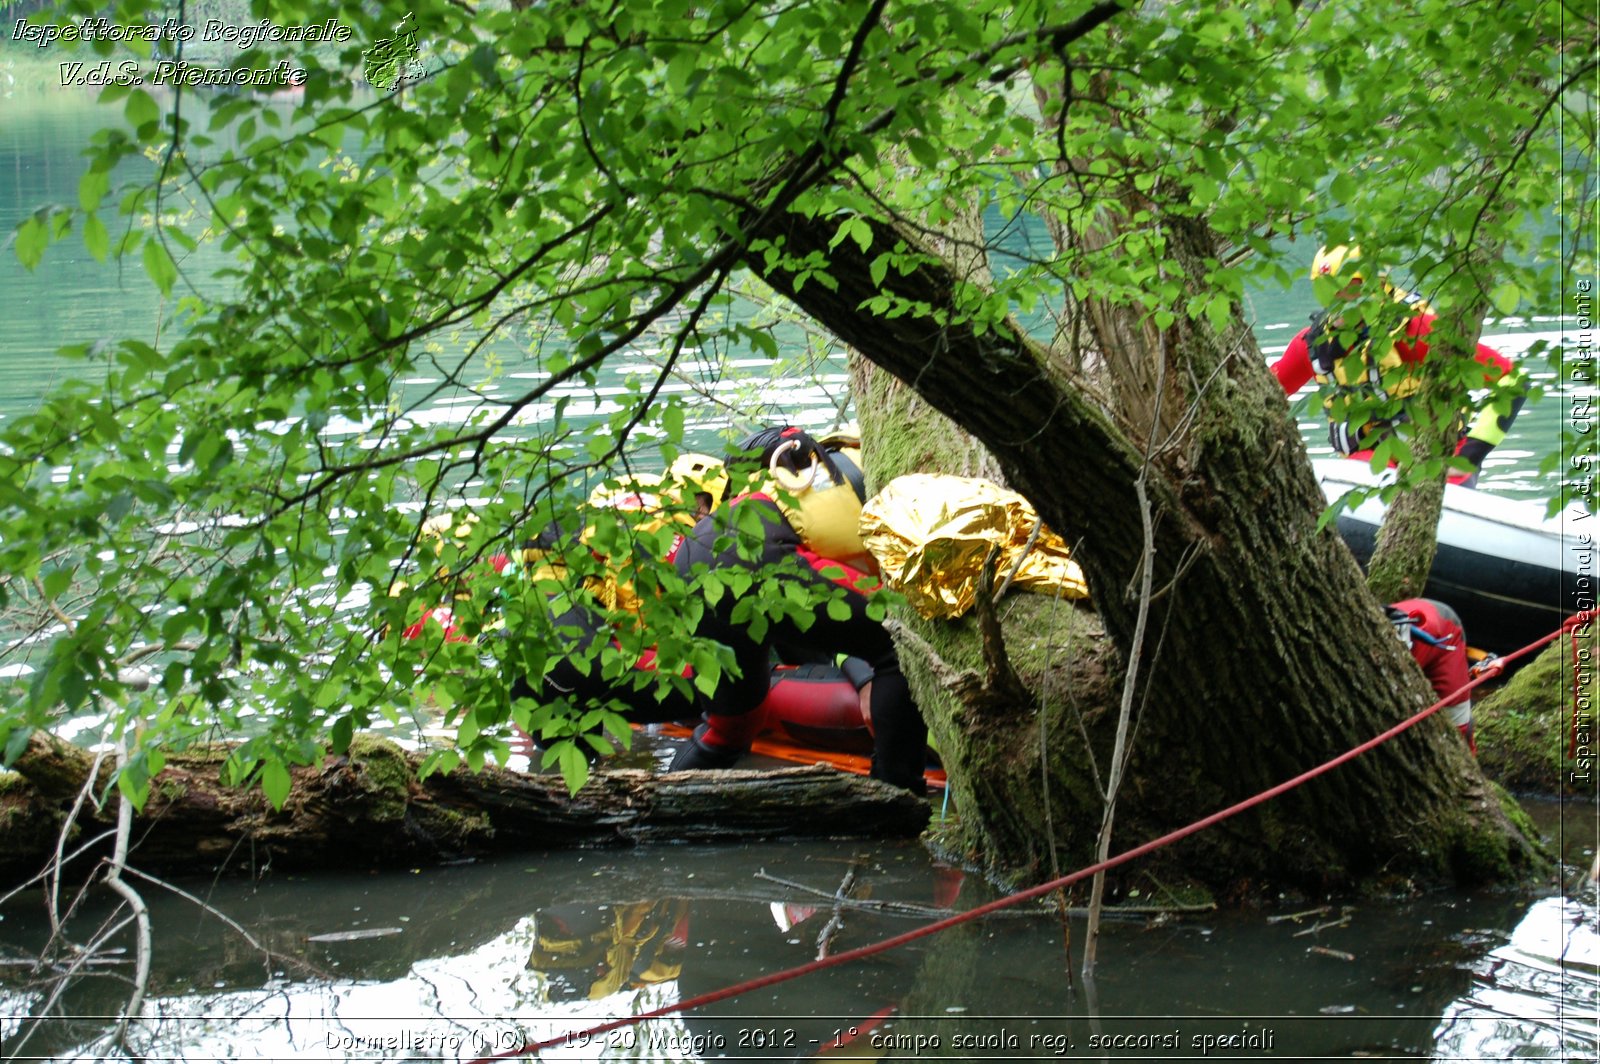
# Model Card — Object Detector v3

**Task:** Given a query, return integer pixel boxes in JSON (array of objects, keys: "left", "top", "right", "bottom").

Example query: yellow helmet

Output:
[
  {"left": 666, "top": 452, "right": 729, "bottom": 512},
  {"left": 1311, "top": 244, "right": 1363, "bottom": 283},
  {"left": 1310, "top": 245, "right": 1370, "bottom": 307}
]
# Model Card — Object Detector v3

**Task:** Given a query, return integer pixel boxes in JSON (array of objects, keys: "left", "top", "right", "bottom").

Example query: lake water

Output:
[
  {"left": 2, "top": 94, "right": 1596, "bottom": 1062},
  {"left": 0, "top": 92, "right": 1576, "bottom": 499},
  {"left": 0, "top": 779, "right": 1595, "bottom": 1061}
]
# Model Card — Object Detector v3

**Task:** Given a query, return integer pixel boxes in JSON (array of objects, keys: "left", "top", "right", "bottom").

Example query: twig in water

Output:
[
  {"left": 753, "top": 871, "right": 1204, "bottom": 920},
  {"left": 121, "top": 867, "right": 329, "bottom": 980},
  {"left": 814, "top": 864, "right": 860, "bottom": 960},
  {"left": 95, "top": 732, "right": 153, "bottom": 1058},
  {"left": 756, "top": 870, "right": 950, "bottom": 918},
  {"left": 1292, "top": 918, "right": 1352, "bottom": 939},
  {"left": 1266, "top": 905, "right": 1332, "bottom": 925},
  {"left": 44, "top": 748, "right": 113, "bottom": 936},
  {"left": 1035, "top": 577, "right": 1078, "bottom": 992}
]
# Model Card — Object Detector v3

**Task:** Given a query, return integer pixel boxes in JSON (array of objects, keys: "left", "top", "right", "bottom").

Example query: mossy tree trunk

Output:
[
  {"left": 849, "top": 357, "right": 1125, "bottom": 888},
  {"left": 1365, "top": 468, "right": 1448, "bottom": 603},
  {"left": 1365, "top": 259, "right": 1501, "bottom": 602},
  {"left": 746, "top": 206, "right": 1543, "bottom": 895}
]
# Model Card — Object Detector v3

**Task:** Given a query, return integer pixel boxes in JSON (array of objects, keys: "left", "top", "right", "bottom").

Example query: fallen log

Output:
[{"left": 0, "top": 734, "right": 931, "bottom": 886}]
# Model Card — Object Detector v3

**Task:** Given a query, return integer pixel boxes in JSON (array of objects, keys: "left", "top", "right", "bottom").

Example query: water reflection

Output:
[
  {"left": 1431, "top": 893, "right": 1599, "bottom": 1062},
  {"left": 531, "top": 898, "right": 690, "bottom": 1004},
  {"left": 3, "top": 829, "right": 1596, "bottom": 1062}
]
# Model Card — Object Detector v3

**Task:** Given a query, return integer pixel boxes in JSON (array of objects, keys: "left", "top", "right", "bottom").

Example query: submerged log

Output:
[{"left": 0, "top": 734, "right": 930, "bottom": 886}]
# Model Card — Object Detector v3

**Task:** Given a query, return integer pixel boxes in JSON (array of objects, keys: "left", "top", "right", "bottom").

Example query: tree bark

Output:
[
  {"left": 0, "top": 734, "right": 930, "bottom": 887},
  {"left": 748, "top": 208, "right": 1544, "bottom": 894},
  {"left": 1364, "top": 466, "right": 1448, "bottom": 603}
]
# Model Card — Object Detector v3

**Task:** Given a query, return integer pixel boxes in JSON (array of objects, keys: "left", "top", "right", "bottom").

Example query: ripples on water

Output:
[
  {"left": 1432, "top": 894, "right": 1599, "bottom": 1061},
  {"left": 1, "top": 799, "right": 1594, "bottom": 1062}
]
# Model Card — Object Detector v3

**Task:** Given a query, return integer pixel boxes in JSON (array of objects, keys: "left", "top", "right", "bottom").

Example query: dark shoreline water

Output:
[{"left": 0, "top": 794, "right": 1593, "bottom": 1062}]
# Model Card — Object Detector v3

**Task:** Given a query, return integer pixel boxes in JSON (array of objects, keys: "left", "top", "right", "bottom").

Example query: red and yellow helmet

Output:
[
  {"left": 1310, "top": 244, "right": 1366, "bottom": 306},
  {"left": 1311, "top": 244, "right": 1363, "bottom": 283}
]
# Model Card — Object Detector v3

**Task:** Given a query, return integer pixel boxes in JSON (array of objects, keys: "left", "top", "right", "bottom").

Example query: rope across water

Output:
[{"left": 473, "top": 609, "right": 1595, "bottom": 1062}]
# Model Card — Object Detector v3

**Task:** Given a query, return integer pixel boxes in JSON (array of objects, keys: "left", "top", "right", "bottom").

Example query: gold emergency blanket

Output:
[{"left": 860, "top": 474, "right": 1089, "bottom": 619}]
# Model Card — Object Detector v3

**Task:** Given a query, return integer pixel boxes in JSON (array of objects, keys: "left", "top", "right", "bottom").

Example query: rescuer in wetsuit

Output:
[
  {"left": 1270, "top": 246, "right": 1525, "bottom": 488},
  {"left": 668, "top": 427, "right": 930, "bottom": 793},
  {"left": 1387, "top": 597, "right": 1477, "bottom": 754}
]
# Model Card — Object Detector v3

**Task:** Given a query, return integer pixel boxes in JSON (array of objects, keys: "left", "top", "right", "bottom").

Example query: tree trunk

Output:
[
  {"left": 1365, "top": 467, "right": 1447, "bottom": 603},
  {"left": 748, "top": 208, "right": 1544, "bottom": 895},
  {"left": 851, "top": 359, "right": 1127, "bottom": 887},
  {"left": 1366, "top": 233, "right": 1505, "bottom": 601},
  {"left": 0, "top": 735, "right": 930, "bottom": 886}
]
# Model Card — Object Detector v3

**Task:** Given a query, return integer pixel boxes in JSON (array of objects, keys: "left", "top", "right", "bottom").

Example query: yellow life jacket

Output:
[
  {"left": 760, "top": 435, "right": 874, "bottom": 570},
  {"left": 1308, "top": 291, "right": 1430, "bottom": 453},
  {"left": 1313, "top": 330, "right": 1422, "bottom": 396},
  {"left": 524, "top": 459, "right": 729, "bottom": 616}
]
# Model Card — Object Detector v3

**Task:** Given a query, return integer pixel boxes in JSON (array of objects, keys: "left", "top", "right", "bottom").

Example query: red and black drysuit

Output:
[
  {"left": 668, "top": 492, "right": 929, "bottom": 793},
  {"left": 1388, "top": 597, "right": 1476, "bottom": 754}
]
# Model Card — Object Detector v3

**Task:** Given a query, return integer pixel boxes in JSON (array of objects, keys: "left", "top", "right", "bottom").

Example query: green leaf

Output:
[
  {"left": 331, "top": 715, "right": 353, "bottom": 754},
  {"left": 3, "top": 726, "right": 35, "bottom": 767},
  {"left": 14, "top": 214, "right": 48, "bottom": 269},
  {"left": 666, "top": 48, "right": 698, "bottom": 94},
  {"left": 79, "top": 168, "right": 111, "bottom": 211},
  {"left": 1488, "top": 281, "right": 1520, "bottom": 316},
  {"left": 458, "top": 707, "right": 480, "bottom": 747},
  {"left": 106, "top": 492, "right": 133, "bottom": 524},
  {"left": 692, "top": 653, "right": 723, "bottom": 697},
  {"left": 906, "top": 137, "right": 940, "bottom": 167},
  {"left": 419, "top": 748, "right": 461, "bottom": 781},
  {"left": 141, "top": 237, "right": 178, "bottom": 296},
  {"left": 117, "top": 761, "right": 152, "bottom": 812},
  {"left": 41, "top": 566, "right": 72, "bottom": 600},
  {"left": 557, "top": 743, "right": 590, "bottom": 795},
  {"left": 82, "top": 213, "right": 109, "bottom": 262},
  {"left": 846, "top": 217, "right": 872, "bottom": 254},
  {"left": 260, "top": 758, "right": 292, "bottom": 810},
  {"left": 661, "top": 401, "right": 685, "bottom": 442},
  {"left": 829, "top": 216, "right": 872, "bottom": 255},
  {"left": 125, "top": 89, "right": 160, "bottom": 132}
]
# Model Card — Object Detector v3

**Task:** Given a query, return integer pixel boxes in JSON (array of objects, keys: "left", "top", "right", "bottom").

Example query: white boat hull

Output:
[{"left": 1313, "top": 459, "right": 1589, "bottom": 653}]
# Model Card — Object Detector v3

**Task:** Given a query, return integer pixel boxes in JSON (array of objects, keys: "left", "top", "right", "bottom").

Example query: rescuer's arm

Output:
[{"left": 1270, "top": 327, "right": 1314, "bottom": 395}]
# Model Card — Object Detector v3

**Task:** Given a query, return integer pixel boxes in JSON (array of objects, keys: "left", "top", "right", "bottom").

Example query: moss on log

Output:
[
  {"left": 0, "top": 734, "right": 930, "bottom": 887},
  {"left": 1476, "top": 635, "right": 1598, "bottom": 799}
]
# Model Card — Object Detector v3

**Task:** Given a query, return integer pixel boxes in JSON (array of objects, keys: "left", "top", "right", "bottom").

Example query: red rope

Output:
[{"left": 472, "top": 611, "right": 1590, "bottom": 1063}]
